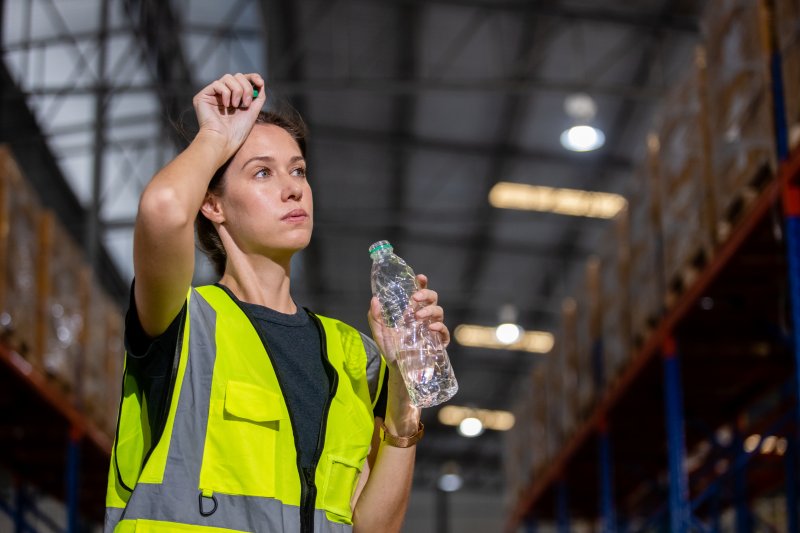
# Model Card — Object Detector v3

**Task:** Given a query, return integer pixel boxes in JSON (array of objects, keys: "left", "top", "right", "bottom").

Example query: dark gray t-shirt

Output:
[{"left": 124, "top": 284, "right": 387, "bottom": 469}]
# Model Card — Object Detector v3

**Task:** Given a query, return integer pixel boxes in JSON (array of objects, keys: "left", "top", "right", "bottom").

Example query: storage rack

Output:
[
  {"left": 505, "top": 0, "right": 800, "bottom": 526},
  {"left": 506, "top": 151, "right": 800, "bottom": 531}
]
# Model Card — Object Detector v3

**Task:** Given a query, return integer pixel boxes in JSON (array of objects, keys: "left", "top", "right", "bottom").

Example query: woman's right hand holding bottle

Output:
[{"left": 192, "top": 72, "right": 266, "bottom": 164}]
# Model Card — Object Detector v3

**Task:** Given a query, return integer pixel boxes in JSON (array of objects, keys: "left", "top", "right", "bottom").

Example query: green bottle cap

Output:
[{"left": 368, "top": 240, "right": 393, "bottom": 255}]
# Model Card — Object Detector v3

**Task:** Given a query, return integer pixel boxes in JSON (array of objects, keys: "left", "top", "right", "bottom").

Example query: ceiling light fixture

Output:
[
  {"left": 488, "top": 182, "right": 626, "bottom": 219},
  {"left": 495, "top": 304, "right": 523, "bottom": 345},
  {"left": 438, "top": 405, "right": 516, "bottom": 431},
  {"left": 458, "top": 417, "right": 484, "bottom": 437},
  {"left": 437, "top": 462, "right": 463, "bottom": 492},
  {"left": 561, "top": 93, "right": 606, "bottom": 152},
  {"left": 560, "top": 124, "right": 606, "bottom": 152},
  {"left": 495, "top": 322, "right": 523, "bottom": 345},
  {"left": 454, "top": 324, "right": 554, "bottom": 353}
]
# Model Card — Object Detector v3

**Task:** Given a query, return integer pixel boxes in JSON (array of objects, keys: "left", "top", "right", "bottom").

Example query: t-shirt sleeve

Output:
[
  {"left": 360, "top": 333, "right": 388, "bottom": 419},
  {"left": 125, "top": 281, "right": 186, "bottom": 362},
  {"left": 125, "top": 278, "right": 187, "bottom": 390}
]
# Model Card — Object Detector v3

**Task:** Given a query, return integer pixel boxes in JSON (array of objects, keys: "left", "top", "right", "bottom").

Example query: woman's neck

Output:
[{"left": 219, "top": 251, "right": 296, "bottom": 313}]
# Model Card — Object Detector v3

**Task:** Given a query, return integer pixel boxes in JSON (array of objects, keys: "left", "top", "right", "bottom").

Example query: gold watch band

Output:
[{"left": 381, "top": 422, "right": 425, "bottom": 448}]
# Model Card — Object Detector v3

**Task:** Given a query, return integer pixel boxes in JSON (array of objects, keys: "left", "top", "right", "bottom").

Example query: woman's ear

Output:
[{"left": 200, "top": 191, "right": 225, "bottom": 224}]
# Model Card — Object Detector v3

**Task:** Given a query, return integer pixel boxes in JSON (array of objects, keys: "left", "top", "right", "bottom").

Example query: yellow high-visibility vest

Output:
[{"left": 105, "top": 285, "right": 385, "bottom": 533}]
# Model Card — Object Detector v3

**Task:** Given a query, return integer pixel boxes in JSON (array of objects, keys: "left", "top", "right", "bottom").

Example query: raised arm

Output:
[
  {"left": 133, "top": 73, "right": 266, "bottom": 337},
  {"left": 353, "top": 274, "right": 449, "bottom": 532}
]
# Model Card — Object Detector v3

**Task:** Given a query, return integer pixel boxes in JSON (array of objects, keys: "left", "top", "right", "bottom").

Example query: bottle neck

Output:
[{"left": 371, "top": 250, "right": 393, "bottom": 261}]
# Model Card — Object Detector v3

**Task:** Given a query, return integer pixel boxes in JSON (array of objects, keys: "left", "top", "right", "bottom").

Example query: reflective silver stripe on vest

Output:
[
  {"left": 360, "top": 332, "right": 383, "bottom": 403},
  {"left": 105, "top": 507, "right": 124, "bottom": 532},
  {"left": 107, "top": 291, "right": 353, "bottom": 533}
]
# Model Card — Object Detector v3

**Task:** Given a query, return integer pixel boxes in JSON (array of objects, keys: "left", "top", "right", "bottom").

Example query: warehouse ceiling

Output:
[{"left": 1, "top": 0, "right": 706, "bottom": 497}]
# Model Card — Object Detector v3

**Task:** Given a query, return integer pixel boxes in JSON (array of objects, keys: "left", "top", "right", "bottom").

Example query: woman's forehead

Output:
[{"left": 238, "top": 123, "right": 303, "bottom": 161}]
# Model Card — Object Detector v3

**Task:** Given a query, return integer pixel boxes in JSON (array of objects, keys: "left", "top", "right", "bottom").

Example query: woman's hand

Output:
[
  {"left": 192, "top": 72, "right": 266, "bottom": 163},
  {"left": 367, "top": 274, "right": 450, "bottom": 365}
]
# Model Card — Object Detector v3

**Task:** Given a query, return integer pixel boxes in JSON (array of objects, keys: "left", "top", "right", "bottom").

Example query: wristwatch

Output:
[{"left": 381, "top": 422, "right": 425, "bottom": 448}]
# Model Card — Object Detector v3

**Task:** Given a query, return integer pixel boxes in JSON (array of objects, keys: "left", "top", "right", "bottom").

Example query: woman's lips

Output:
[{"left": 282, "top": 209, "right": 309, "bottom": 223}]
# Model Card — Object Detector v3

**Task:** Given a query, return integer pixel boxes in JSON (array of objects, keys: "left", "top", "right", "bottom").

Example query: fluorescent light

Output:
[
  {"left": 454, "top": 324, "right": 553, "bottom": 353},
  {"left": 438, "top": 405, "right": 516, "bottom": 431},
  {"left": 495, "top": 323, "right": 522, "bottom": 345},
  {"left": 561, "top": 125, "right": 605, "bottom": 151},
  {"left": 488, "top": 182, "right": 626, "bottom": 219},
  {"left": 438, "top": 473, "right": 463, "bottom": 492},
  {"left": 458, "top": 417, "right": 484, "bottom": 437},
  {"left": 744, "top": 434, "right": 760, "bottom": 453}
]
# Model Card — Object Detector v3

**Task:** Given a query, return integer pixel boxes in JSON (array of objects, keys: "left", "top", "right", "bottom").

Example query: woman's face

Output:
[{"left": 215, "top": 123, "right": 313, "bottom": 260}]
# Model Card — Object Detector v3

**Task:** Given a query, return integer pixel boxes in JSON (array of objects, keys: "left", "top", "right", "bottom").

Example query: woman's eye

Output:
[
  {"left": 292, "top": 167, "right": 307, "bottom": 178},
  {"left": 255, "top": 167, "right": 270, "bottom": 178}
]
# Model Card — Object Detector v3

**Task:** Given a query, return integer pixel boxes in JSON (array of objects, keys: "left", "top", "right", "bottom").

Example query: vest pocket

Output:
[
  {"left": 199, "top": 381, "right": 287, "bottom": 497},
  {"left": 321, "top": 454, "right": 363, "bottom": 522}
]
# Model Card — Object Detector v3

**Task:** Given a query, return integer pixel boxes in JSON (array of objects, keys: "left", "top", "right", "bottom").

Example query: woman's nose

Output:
[{"left": 281, "top": 174, "right": 302, "bottom": 201}]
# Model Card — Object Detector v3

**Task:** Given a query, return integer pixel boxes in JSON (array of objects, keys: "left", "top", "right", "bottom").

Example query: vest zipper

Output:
[{"left": 305, "top": 313, "right": 339, "bottom": 533}]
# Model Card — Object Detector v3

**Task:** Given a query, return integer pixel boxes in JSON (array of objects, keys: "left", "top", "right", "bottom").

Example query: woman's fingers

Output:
[{"left": 199, "top": 73, "right": 265, "bottom": 110}]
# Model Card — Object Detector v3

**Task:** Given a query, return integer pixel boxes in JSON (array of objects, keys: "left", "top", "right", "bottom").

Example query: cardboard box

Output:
[{"left": 654, "top": 46, "right": 716, "bottom": 303}]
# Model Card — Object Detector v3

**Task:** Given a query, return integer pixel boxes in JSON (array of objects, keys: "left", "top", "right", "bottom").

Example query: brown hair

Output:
[{"left": 195, "top": 108, "right": 308, "bottom": 277}]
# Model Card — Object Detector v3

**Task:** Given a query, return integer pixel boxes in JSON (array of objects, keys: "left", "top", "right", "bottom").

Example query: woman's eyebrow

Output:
[
  {"left": 241, "top": 155, "right": 305, "bottom": 170},
  {"left": 241, "top": 155, "right": 274, "bottom": 170}
]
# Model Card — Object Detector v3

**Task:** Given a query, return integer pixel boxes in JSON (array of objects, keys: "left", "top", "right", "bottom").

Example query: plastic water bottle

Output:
[{"left": 369, "top": 240, "right": 458, "bottom": 408}]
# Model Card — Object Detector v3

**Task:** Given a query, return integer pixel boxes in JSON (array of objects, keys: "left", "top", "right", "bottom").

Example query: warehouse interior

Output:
[{"left": 2, "top": 0, "right": 800, "bottom": 531}]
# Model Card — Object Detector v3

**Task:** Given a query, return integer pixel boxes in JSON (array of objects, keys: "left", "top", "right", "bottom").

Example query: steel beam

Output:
[
  {"left": 599, "top": 422, "right": 616, "bottom": 533},
  {"left": 19, "top": 76, "right": 666, "bottom": 101},
  {"left": 368, "top": 0, "right": 698, "bottom": 33},
  {"left": 663, "top": 336, "right": 690, "bottom": 533},
  {"left": 87, "top": 0, "right": 111, "bottom": 272},
  {"left": 66, "top": 429, "right": 81, "bottom": 533}
]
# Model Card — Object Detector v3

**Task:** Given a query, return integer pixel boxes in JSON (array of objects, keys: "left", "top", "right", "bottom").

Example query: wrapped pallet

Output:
[
  {"left": 39, "top": 211, "right": 87, "bottom": 396},
  {"left": 528, "top": 361, "right": 550, "bottom": 478},
  {"left": 654, "top": 46, "right": 717, "bottom": 307},
  {"left": 546, "top": 323, "right": 567, "bottom": 459},
  {"left": 0, "top": 146, "right": 43, "bottom": 364},
  {"left": 104, "top": 304, "right": 124, "bottom": 435},
  {"left": 575, "top": 258, "right": 601, "bottom": 421},
  {"left": 703, "top": 0, "right": 776, "bottom": 240},
  {"left": 559, "top": 297, "right": 581, "bottom": 439},
  {"left": 627, "top": 140, "right": 665, "bottom": 348},
  {"left": 775, "top": 0, "right": 800, "bottom": 149},
  {"left": 599, "top": 207, "right": 631, "bottom": 389},
  {"left": 504, "top": 399, "right": 528, "bottom": 503},
  {"left": 84, "top": 282, "right": 124, "bottom": 437}
]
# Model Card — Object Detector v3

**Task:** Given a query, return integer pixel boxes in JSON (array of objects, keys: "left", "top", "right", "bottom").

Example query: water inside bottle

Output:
[{"left": 396, "top": 347, "right": 459, "bottom": 408}]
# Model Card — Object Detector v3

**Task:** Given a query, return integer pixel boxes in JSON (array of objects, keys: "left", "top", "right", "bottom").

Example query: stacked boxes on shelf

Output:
[
  {"left": 85, "top": 282, "right": 123, "bottom": 437},
  {"left": 0, "top": 145, "right": 124, "bottom": 439},
  {"left": 653, "top": 46, "right": 717, "bottom": 307},
  {"left": 504, "top": 398, "right": 530, "bottom": 503},
  {"left": 703, "top": 0, "right": 776, "bottom": 241},
  {"left": 598, "top": 207, "right": 631, "bottom": 389},
  {"left": 39, "top": 212, "right": 88, "bottom": 396},
  {"left": 0, "top": 146, "right": 42, "bottom": 364},
  {"left": 528, "top": 362, "right": 550, "bottom": 478},
  {"left": 627, "top": 141, "right": 664, "bottom": 348},
  {"left": 545, "top": 325, "right": 564, "bottom": 459},
  {"left": 504, "top": 361, "right": 551, "bottom": 502},
  {"left": 559, "top": 296, "right": 580, "bottom": 439},
  {"left": 575, "top": 257, "right": 601, "bottom": 422},
  {"left": 775, "top": 0, "right": 800, "bottom": 149}
]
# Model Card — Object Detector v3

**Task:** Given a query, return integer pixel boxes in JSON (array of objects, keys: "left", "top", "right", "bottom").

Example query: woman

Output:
[{"left": 105, "top": 73, "right": 449, "bottom": 533}]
